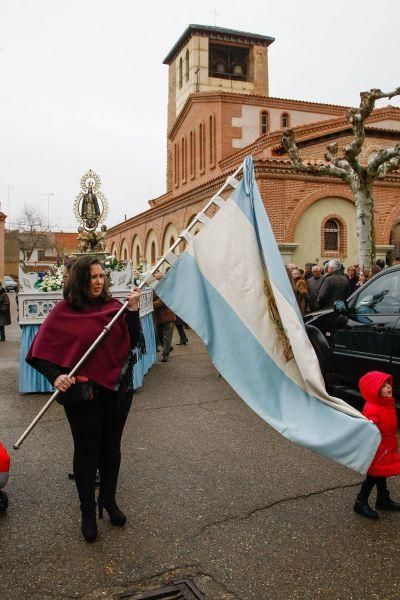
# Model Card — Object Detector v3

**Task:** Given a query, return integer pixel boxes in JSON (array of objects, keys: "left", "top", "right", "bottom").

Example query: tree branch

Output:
[
  {"left": 282, "top": 130, "right": 350, "bottom": 181},
  {"left": 324, "top": 142, "right": 352, "bottom": 172},
  {"left": 367, "top": 144, "right": 400, "bottom": 177},
  {"left": 358, "top": 87, "right": 400, "bottom": 120},
  {"left": 376, "top": 157, "right": 400, "bottom": 178},
  {"left": 344, "top": 87, "right": 400, "bottom": 168}
]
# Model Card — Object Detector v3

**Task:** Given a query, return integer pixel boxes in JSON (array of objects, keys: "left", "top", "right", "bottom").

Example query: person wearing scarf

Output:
[{"left": 26, "top": 256, "right": 141, "bottom": 543}]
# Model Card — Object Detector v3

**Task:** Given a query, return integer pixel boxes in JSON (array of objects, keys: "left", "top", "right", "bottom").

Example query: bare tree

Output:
[
  {"left": 13, "top": 204, "right": 53, "bottom": 262},
  {"left": 282, "top": 87, "right": 400, "bottom": 270}
]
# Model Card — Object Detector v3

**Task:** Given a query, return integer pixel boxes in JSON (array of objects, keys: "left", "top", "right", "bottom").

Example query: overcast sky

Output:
[{"left": 1, "top": 0, "right": 399, "bottom": 232}]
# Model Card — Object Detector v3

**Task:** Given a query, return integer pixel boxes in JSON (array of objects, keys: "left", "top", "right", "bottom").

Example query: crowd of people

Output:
[{"left": 286, "top": 257, "right": 393, "bottom": 315}]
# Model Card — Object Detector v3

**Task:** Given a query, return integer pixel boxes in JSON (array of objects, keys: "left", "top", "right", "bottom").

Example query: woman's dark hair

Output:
[{"left": 63, "top": 255, "right": 111, "bottom": 310}]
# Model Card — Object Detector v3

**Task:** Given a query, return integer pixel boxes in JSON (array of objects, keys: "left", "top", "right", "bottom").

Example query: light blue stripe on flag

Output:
[{"left": 155, "top": 157, "right": 380, "bottom": 473}]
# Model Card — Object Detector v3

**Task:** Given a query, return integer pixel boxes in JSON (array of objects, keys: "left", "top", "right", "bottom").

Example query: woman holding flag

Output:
[{"left": 26, "top": 256, "right": 141, "bottom": 543}]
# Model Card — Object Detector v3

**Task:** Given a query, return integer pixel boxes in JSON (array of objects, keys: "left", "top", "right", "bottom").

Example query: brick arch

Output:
[
  {"left": 119, "top": 238, "right": 128, "bottom": 260},
  {"left": 144, "top": 229, "right": 159, "bottom": 266},
  {"left": 162, "top": 222, "right": 180, "bottom": 254},
  {"left": 286, "top": 186, "right": 354, "bottom": 242},
  {"left": 383, "top": 205, "right": 400, "bottom": 244},
  {"left": 130, "top": 234, "right": 143, "bottom": 267}
]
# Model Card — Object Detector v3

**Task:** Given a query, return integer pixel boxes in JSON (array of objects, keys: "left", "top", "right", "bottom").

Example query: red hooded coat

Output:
[
  {"left": 359, "top": 371, "right": 400, "bottom": 477},
  {"left": 0, "top": 442, "right": 10, "bottom": 489}
]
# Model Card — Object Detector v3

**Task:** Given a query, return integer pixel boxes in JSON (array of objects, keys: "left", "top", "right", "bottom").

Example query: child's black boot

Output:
[
  {"left": 376, "top": 489, "right": 400, "bottom": 511},
  {"left": 353, "top": 494, "right": 379, "bottom": 519}
]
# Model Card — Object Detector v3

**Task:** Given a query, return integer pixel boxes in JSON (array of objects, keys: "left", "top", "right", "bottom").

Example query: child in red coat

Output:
[{"left": 354, "top": 371, "right": 400, "bottom": 519}]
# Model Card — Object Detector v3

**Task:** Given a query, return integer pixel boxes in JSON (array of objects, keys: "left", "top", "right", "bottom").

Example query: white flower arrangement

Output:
[
  {"left": 38, "top": 266, "right": 64, "bottom": 292},
  {"left": 103, "top": 255, "right": 127, "bottom": 272}
]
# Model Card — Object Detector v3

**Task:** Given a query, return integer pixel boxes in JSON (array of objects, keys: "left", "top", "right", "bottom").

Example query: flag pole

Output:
[
  {"left": 13, "top": 163, "right": 244, "bottom": 450},
  {"left": 142, "top": 163, "right": 244, "bottom": 283}
]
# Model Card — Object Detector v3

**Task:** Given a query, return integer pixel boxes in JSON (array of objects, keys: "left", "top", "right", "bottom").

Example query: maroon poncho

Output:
[{"left": 26, "top": 298, "right": 131, "bottom": 390}]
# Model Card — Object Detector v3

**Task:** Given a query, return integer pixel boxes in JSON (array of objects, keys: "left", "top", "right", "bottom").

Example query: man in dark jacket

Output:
[
  {"left": 317, "top": 260, "right": 349, "bottom": 309},
  {"left": 306, "top": 265, "right": 323, "bottom": 312},
  {"left": 304, "top": 262, "right": 314, "bottom": 281}
]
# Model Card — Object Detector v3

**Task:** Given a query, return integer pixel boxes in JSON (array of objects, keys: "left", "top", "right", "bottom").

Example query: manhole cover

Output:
[{"left": 117, "top": 579, "right": 204, "bottom": 600}]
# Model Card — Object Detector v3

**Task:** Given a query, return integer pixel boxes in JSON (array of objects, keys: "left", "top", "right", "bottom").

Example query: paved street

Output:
[{"left": 1, "top": 297, "right": 400, "bottom": 599}]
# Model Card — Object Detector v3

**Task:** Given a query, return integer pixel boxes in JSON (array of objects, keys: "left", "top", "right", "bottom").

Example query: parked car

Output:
[
  {"left": 304, "top": 264, "right": 400, "bottom": 409},
  {"left": 3, "top": 276, "right": 18, "bottom": 292}
]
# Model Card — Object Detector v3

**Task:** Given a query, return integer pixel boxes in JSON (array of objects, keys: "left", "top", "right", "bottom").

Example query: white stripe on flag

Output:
[{"left": 155, "top": 157, "right": 381, "bottom": 473}]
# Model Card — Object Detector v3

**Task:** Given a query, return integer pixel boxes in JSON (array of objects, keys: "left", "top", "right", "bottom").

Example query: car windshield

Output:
[{"left": 352, "top": 270, "right": 400, "bottom": 314}]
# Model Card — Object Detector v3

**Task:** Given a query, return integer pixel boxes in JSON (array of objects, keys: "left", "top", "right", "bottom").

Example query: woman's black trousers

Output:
[{"left": 64, "top": 387, "right": 132, "bottom": 509}]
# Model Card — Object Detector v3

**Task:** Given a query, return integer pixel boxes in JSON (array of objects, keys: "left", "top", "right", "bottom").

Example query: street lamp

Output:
[{"left": 41, "top": 193, "right": 54, "bottom": 230}]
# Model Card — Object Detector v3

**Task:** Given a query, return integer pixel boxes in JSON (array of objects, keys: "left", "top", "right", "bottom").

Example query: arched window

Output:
[
  {"left": 123, "top": 248, "right": 127, "bottom": 260},
  {"left": 281, "top": 112, "right": 289, "bottom": 129},
  {"left": 136, "top": 245, "right": 140, "bottom": 266},
  {"left": 174, "top": 143, "right": 179, "bottom": 186},
  {"left": 181, "top": 136, "right": 187, "bottom": 182},
  {"left": 324, "top": 219, "right": 339, "bottom": 251},
  {"left": 189, "top": 130, "right": 196, "bottom": 178},
  {"left": 185, "top": 49, "right": 189, "bottom": 82},
  {"left": 151, "top": 241, "right": 156, "bottom": 264},
  {"left": 179, "top": 57, "right": 183, "bottom": 89},
  {"left": 199, "top": 122, "right": 205, "bottom": 172},
  {"left": 260, "top": 110, "right": 269, "bottom": 135},
  {"left": 209, "top": 114, "right": 216, "bottom": 166}
]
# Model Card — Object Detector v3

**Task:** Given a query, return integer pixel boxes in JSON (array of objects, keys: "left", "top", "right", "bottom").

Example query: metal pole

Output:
[
  {"left": 42, "top": 193, "right": 54, "bottom": 229},
  {"left": 13, "top": 164, "right": 244, "bottom": 450}
]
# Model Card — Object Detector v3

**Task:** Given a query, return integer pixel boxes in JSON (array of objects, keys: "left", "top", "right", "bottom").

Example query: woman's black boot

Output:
[
  {"left": 98, "top": 497, "right": 126, "bottom": 526},
  {"left": 81, "top": 505, "right": 98, "bottom": 542}
]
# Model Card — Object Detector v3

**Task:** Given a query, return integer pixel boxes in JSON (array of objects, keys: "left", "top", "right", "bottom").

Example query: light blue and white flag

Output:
[{"left": 154, "top": 156, "right": 381, "bottom": 473}]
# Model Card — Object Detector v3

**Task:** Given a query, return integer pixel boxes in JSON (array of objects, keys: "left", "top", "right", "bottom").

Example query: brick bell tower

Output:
[{"left": 163, "top": 24, "right": 275, "bottom": 190}]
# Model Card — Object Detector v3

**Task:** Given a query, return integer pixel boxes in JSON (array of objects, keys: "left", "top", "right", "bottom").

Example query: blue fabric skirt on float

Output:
[
  {"left": 20, "top": 325, "right": 53, "bottom": 393},
  {"left": 132, "top": 312, "right": 157, "bottom": 389}
]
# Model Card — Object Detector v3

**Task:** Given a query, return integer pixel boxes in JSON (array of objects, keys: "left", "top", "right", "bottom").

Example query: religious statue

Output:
[
  {"left": 81, "top": 185, "right": 101, "bottom": 230},
  {"left": 73, "top": 170, "right": 110, "bottom": 256}
]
